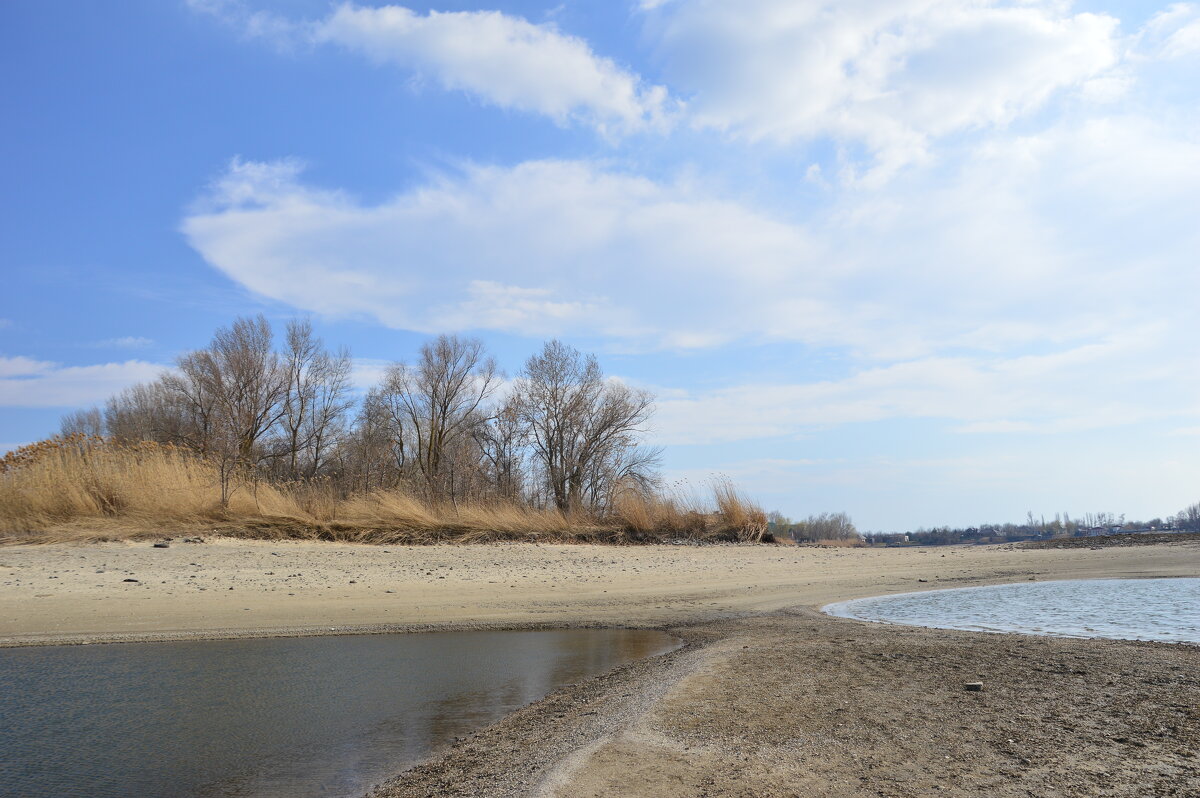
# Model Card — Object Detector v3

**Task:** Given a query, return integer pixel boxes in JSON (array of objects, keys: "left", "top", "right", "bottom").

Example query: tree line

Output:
[
  {"left": 766, "top": 511, "right": 861, "bottom": 543},
  {"left": 863, "top": 505, "right": 1200, "bottom": 546},
  {"left": 60, "top": 315, "right": 660, "bottom": 513}
]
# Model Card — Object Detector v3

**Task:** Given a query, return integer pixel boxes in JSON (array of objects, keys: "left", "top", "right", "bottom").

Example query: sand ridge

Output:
[{"left": 1, "top": 538, "right": 1195, "bottom": 645}]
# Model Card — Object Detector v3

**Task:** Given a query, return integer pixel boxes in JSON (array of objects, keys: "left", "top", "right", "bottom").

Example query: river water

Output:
[
  {"left": 0, "top": 628, "right": 678, "bottom": 798},
  {"left": 824, "top": 577, "right": 1200, "bottom": 644}
]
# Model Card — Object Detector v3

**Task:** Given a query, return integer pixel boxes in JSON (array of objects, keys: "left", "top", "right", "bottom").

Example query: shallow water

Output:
[
  {"left": 0, "top": 628, "right": 678, "bottom": 798},
  {"left": 824, "top": 578, "right": 1200, "bottom": 644}
]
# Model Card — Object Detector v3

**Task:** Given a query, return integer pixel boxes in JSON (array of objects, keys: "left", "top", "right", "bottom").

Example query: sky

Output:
[{"left": 2, "top": 0, "right": 1198, "bottom": 530}]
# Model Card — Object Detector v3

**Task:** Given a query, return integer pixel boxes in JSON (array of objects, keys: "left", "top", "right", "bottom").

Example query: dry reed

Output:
[{"left": 0, "top": 437, "right": 774, "bottom": 546}]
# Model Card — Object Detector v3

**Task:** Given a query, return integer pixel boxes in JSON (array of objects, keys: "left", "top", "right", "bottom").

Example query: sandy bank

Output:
[
  {"left": 3, "top": 538, "right": 1198, "bottom": 796},
  {"left": 372, "top": 609, "right": 1199, "bottom": 797},
  {"left": 0, "top": 538, "right": 1195, "bottom": 646}
]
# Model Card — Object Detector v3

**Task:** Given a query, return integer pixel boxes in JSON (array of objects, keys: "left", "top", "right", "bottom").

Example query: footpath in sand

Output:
[{"left": 2, "top": 539, "right": 1198, "bottom": 797}]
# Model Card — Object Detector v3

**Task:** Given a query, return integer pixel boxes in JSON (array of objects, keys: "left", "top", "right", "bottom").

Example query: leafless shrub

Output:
[{"left": 791, "top": 512, "right": 862, "bottom": 545}]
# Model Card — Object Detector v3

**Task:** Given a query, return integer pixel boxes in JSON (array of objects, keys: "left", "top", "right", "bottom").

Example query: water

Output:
[
  {"left": 0, "top": 629, "right": 678, "bottom": 798},
  {"left": 824, "top": 578, "right": 1200, "bottom": 644}
]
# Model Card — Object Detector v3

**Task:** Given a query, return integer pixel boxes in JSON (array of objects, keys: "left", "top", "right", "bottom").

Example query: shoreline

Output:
[
  {"left": 370, "top": 607, "right": 1200, "bottom": 798},
  {"left": 5, "top": 570, "right": 1195, "bottom": 649},
  {"left": 3, "top": 537, "right": 1197, "bottom": 648},
  {"left": 4, "top": 538, "right": 1198, "bottom": 796}
]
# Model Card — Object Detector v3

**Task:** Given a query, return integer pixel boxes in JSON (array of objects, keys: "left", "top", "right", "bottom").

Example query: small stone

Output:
[
  {"left": 964, "top": 682, "right": 984, "bottom": 692},
  {"left": 153, "top": 542, "right": 170, "bottom": 549},
  {"left": 123, "top": 578, "right": 139, "bottom": 583}
]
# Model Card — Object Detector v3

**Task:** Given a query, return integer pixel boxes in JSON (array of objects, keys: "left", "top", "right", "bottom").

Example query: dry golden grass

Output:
[{"left": 0, "top": 437, "right": 774, "bottom": 546}]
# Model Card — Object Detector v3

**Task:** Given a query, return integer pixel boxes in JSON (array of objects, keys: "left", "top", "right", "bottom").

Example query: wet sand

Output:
[
  {"left": 373, "top": 609, "right": 1199, "bottom": 798},
  {"left": 2, "top": 538, "right": 1197, "bottom": 796}
]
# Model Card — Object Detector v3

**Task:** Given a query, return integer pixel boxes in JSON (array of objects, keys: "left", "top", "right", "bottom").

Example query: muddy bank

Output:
[{"left": 370, "top": 610, "right": 1199, "bottom": 798}]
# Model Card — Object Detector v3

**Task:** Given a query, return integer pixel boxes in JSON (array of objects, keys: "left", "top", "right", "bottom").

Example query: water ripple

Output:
[{"left": 824, "top": 578, "right": 1200, "bottom": 644}]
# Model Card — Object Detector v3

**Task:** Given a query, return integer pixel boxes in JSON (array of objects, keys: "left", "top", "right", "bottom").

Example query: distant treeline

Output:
[
  {"left": 864, "top": 506, "right": 1200, "bottom": 546},
  {"left": 767, "top": 511, "right": 862, "bottom": 544}
]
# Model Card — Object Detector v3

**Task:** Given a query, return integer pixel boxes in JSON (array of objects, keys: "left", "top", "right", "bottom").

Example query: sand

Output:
[
  {"left": 1, "top": 537, "right": 1194, "bottom": 646},
  {"left": 2, "top": 537, "right": 1198, "bottom": 796}
]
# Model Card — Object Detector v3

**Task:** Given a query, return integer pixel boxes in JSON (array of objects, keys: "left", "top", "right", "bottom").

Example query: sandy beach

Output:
[
  {"left": 2, "top": 538, "right": 1198, "bottom": 796},
  {"left": 1, "top": 537, "right": 1195, "bottom": 646}
]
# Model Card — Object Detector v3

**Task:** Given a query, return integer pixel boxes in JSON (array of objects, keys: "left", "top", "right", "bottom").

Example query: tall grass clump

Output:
[
  {"left": 711, "top": 477, "right": 770, "bottom": 542},
  {"left": 0, "top": 436, "right": 297, "bottom": 542},
  {"left": 611, "top": 479, "right": 768, "bottom": 543},
  {"left": 1, "top": 437, "right": 775, "bottom": 546}
]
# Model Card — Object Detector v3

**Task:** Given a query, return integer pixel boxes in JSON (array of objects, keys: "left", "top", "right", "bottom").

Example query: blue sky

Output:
[{"left": 3, "top": 0, "right": 1198, "bottom": 529}]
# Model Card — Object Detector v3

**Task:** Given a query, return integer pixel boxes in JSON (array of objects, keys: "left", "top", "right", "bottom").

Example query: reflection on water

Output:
[
  {"left": 0, "top": 628, "right": 678, "bottom": 798},
  {"left": 825, "top": 577, "right": 1200, "bottom": 644}
]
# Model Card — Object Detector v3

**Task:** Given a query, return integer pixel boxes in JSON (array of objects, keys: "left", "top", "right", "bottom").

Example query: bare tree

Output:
[
  {"left": 179, "top": 315, "right": 287, "bottom": 463},
  {"left": 104, "top": 377, "right": 208, "bottom": 449},
  {"left": 59, "top": 407, "right": 105, "bottom": 438},
  {"left": 791, "top": 512, "right": 859, "bottom": 542},
  {"left": 511, "top": 340, "right": 655, "bottom": 513},
  {"left": 337, "top": 388, "right": 403, "bottom": 492},
  {"left": 166, "top": 316, "right": 288, "bottom": 504},
  {"left": 273, "top": 319, "right": 354, "bottom": 479},
  {"left": 474, "top": 398, "right": 525, "bottom": 501},
  {"left": 378, "top": 334, "right": 499, "bottom": 503}
]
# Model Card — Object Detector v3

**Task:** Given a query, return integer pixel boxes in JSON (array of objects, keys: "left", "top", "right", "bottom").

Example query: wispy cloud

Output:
[
  {"left": 663, "top": 447, "right": 1200, "bottom": 530},
  {"left": 0, "top": 356, "right": 163, "bottom": 408},
  {"left": 640, "top": 0, "right": 1123, "bottom": 180},
  {"left": 190, "top": 1, "right": 672, "bottom": 135},
  {"left": 650, "top": 329, "right": 1197, "bottom": 446},
  {"left": 182, "top": 157, "right": 814, "bottom": 347},
  {"left": 92, "top": 336, "right": 154, "bottom": 349},
  {"left": 1137, "top": 3, "right": 1200, "bottom": 60},
  {"left": 183, "top": 103, "right": 1200, "bottom": 364}
]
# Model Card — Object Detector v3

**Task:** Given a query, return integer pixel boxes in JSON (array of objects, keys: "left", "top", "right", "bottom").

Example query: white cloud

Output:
[
  {"left": 663, "top": 448, "right": 1200, "bottom": 530},
  {"left": 184, "top": 105, "right": 1200, "bottom": 361},
  {"left": 93, "top": 336, "right": 154, "bottom": 349},
  {"left": 1138, "top": 3, "right": 1200, "bottom": 59},
  {"left": 650, "top": 328, "right": 1198, "bottom": 446},
  {"left": 191, "top": 1, "right": 670, "bottom": 135},
  {"left": 641, "top": 0, "right": 1122, "bottom": 178},
  {"left": 350, "top": 357, "right": 391, "bottom": 391},
  {"left": 0, "top": 357, "right": 163, "bottom": 408},
  {"left": 0, "top": 356, "right": 54, "bottom": 378},
  {"left": 182, "top": 157, "right": 816, "bottom": 347}
]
